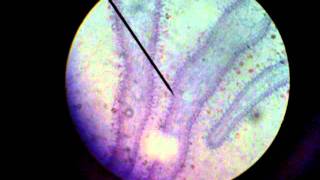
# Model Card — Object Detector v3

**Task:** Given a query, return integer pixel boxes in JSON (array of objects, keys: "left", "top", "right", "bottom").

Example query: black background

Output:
[{"left": 25, "top": 0, "right": 319, "bottom": 179}]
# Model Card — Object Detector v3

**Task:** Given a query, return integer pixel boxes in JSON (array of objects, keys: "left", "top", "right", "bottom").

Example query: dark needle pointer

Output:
[{"left": 109, "top": 0, "right": 174, "bottom": 95}]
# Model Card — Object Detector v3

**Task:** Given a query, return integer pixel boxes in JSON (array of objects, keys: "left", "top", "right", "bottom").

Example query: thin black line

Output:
[{"left": 108, "top": 0, "right": 174, "bottom": 95}]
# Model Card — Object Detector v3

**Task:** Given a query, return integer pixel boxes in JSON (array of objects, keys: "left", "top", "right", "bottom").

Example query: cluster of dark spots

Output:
[
  {"left": 111, "top": 108, "right": 118, "bottom": 113},
  {"left": 165, "top": 13, "right": 171, "bottom": 19},
  {"left": 236, "top": 132, "right": 241, "bottom": 139},
  {"left": 159, "top": 124, "right": 165, "bottom": 130},
  {"left": 124, "top": 107, "right": 134, "bottom": 118},
  {"left": 119, "top": 52, "right": 126, "bottom": 58},
  {"left": 247, "top": 54, "right": 253, "bottom": 59},
  {"left": 142, "top": 160, "right": 148, "bottom": 166},
  {"left": 122, "top": 133, "right": 131, "bottom": 139},
  {"left": 116, "top": 64, "right": 123, "bottom": 69},
  {"left": 180, "top": 163, "right": 185, "bottom": 168},
  {"left": 125, "top": 147, "right": 131, "bottom": 152},
  {"left": 253, "top": 111, "right": 260, "bottom": 119},
  {"left": 206, "top": 109, "right": 213, "bottom": 115},
  {"left": 250, "top": 109, "right": 263, "bottom": 122}
]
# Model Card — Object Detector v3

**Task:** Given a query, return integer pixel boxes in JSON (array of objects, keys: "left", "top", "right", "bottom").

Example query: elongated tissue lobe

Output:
[{"left": 66, "top": 0, "right": 289, "bottom": 179}]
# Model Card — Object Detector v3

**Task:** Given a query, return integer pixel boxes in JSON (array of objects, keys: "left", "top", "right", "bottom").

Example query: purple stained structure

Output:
[{"left": 66, "top": 0, "right": 290, "bottom": 179}]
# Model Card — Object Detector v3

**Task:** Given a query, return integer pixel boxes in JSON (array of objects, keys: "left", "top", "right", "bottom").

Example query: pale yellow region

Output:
[
  {"left": 64, "top": 0, "right": 122, "bottom": 151},
  {"left": 73, "top": 0, "right": 120, "bottom": 120},
  {"left": 142, "top": 131, "right": 179, "bottom": 162}
]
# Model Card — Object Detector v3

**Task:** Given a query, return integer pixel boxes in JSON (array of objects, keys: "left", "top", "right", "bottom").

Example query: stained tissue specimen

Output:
[{"left": 66, "top": 0, "right": 290, "bottom": 179}]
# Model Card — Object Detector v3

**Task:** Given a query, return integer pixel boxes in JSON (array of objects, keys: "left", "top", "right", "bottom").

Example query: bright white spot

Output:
[{"left": 142, "top": 131, "right": 179, "bottom": 162}]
